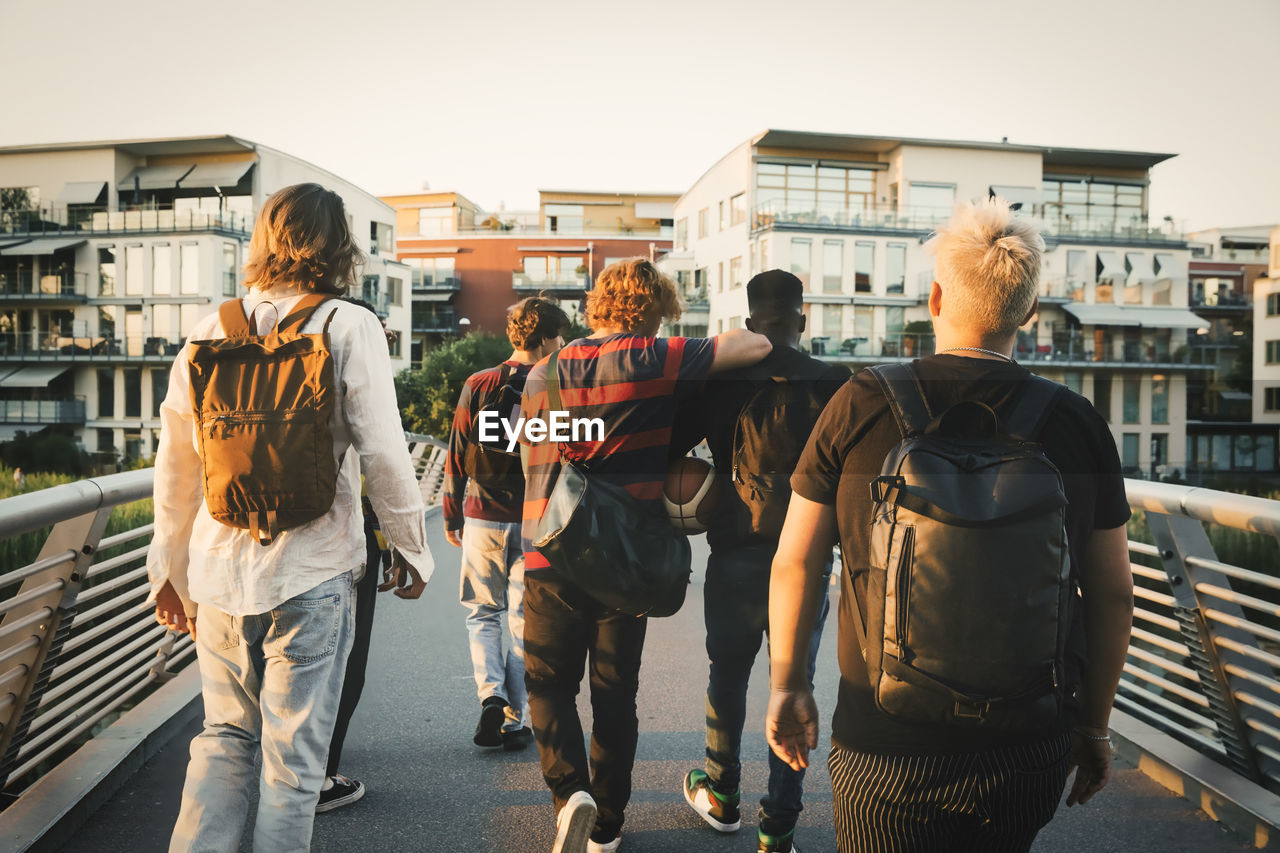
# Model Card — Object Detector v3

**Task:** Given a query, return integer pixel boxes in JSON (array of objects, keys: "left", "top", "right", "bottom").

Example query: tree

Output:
[{"left": 395, "top": 334, "right": 513, "bottom": 439}]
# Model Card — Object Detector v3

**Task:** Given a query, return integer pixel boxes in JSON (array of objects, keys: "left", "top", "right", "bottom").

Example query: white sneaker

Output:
[
  {"left": 553, "top": 790, "right": 597, "bottom": 853},
  {"left": 586, "top": 835, "right": 621, "bottom": 852}
]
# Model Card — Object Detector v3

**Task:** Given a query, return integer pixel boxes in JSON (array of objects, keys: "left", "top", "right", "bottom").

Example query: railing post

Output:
[
  {"left": 0, "top": 506, "right": 110, "bottom": 788},
  {"left": 1146, "top": 512, "right": 1276, "bottom": 783}
]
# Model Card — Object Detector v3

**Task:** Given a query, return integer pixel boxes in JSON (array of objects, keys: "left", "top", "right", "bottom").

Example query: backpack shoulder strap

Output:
[
  {"left": 1005, "top": 375, "right": 1063, "bottom": 440},
  {"left": 218, "top": 299, "right": 252, "bottom": 338},
  {"left": 867, "top": 363, "right": 933, "bottom": 437},
  {"left": 276, "top": 293, "right": 331, "bottom": 334},
  {"left": 544, "top": 349, "right": 563, "bottom": 413}
]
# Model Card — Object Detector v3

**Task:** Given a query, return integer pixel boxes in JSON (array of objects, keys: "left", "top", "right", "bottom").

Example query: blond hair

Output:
[
  {"left": 242, "top": 183, "right": 364, "bottom": 294},
  {"left": 585, "top": 258, "right": 682, "bottom": 334},
  {"left": 507, "top": 296, "right": 571, "bottom": 350},
  {"left": 927, "top": 197, "right": 1043, "bottom": 336}
]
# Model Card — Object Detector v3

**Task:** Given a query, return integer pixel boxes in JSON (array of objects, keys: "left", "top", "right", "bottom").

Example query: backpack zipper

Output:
[{"left": 896, "top": 526, "right": 915, "bottom": 660}]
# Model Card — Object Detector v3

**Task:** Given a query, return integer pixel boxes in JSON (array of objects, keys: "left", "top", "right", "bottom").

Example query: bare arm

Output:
[
  {"left": 709, "top": 328, "right": 772, "bottom": 374},
  {"left": 1067, "top": 523, "right": 1133, "bottom": 806},
  {"left": 766, "top": 492, "right": 839, "bottom": 771}
]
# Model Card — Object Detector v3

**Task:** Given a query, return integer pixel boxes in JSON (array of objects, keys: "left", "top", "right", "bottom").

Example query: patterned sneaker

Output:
[
  {"left": 474, "top": 697, "right": 507, "bottom": 748},
  {"left": 315, "top": 775, "right": 365, "bottom": 813},
  {"left": 553, "top": 790, "right": 597, "bottom": 853},
  {"left": 682, "top": 769, "right": 741, "bottom": 833},
  {"left": 757, "top": 828, "right": 800, "bottom": 853}
]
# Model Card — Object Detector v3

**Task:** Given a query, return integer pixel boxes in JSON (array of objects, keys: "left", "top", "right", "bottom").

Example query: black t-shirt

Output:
[
  {"left": 671, "top": 346, "right": 849, "bottom": 552},
  {"left": 791, "top": 354, "right": 1131, "bottom": 755}
]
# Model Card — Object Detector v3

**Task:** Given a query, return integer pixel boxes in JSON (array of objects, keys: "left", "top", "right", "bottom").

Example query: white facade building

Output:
[
  {"left": 0, "top": 135, "right": 410, "bottom": 459},
  {"left": 1255, "top": 226, "right": 1280, "bottom": 425},
  {"left": 667, "top": 130, "right": 1206, "bottom": 478}
]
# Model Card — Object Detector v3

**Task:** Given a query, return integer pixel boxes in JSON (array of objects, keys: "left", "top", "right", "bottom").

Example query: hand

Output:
[
  {"left": 766, "top": 687, "right": 819, "bottom": 771},
  {"left": 445, "top": 524, "right": 462, "bottom": 548},
  {"left": 1065, "top": 729, "right": 1112, "bottom": 806},
  {"left": 377, "top": 550, "right": 428, "bottom": 600},
  {"left": 154, "top": 580, "right": 196, "bottom": 641}
]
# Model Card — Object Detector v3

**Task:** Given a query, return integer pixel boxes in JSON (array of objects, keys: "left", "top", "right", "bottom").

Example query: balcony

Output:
[
  {"left": 512, "top": 271, "right": 590, "bottom": 292},
  {"left": 0, "top": 399, "right": 86, "bottom": 425},
  {"left": 1012, "top": 333, "right": 1214, "bottom": 369},
  {"left": 818, "top": 332, "right": 937, "bottom": 362},
  {"left": 0, "top": 333, "right": 182, "bottom": 361},
  {"left": 411, "top": 274, "right": 461, "bottom": 294},
  {"left": 1190, "top": 291, "right": 1250, "bottom": 310},
  {"left": 0, "top": 271, "right": 88, "bottom": 302},
  {"left": 1, "top": 206, "right": 252, "bottom": 239},
  {"left": 411, "top": 307, "right": 457, "bottom": 333}
]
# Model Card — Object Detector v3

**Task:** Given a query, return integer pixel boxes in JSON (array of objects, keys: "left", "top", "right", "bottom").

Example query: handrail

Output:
[{"left": 0, "top": 434, "right": 449, "bottom": 796}]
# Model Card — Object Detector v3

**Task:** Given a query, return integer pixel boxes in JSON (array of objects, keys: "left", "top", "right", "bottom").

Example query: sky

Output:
[{"left": 3, "top": 0, "right": 1278, "bottom": 232}]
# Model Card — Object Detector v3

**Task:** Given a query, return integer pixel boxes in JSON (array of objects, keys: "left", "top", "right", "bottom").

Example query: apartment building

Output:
[
  {"left": 384, "top": 189, "right": 676, "bottom": 363},
  {"left": 1256, "top": 226, "right": 1280, "bottom": 429},
  {"left": 668, "top": 129, "right": 1216, "bottom": 478},
  {"left": 0, "top": 135, "right": 410, "bottom": 459}
]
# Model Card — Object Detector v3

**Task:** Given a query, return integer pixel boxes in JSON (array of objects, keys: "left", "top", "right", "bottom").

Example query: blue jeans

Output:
[
  {"left": 170, "top": 571, "right": 355, "bottom": 853},
  {"left": 703, "top": 546, "right": 830, "bottom": 838},
  {"left": 459, "top": 518, "right": 528, "bottom": 729}
]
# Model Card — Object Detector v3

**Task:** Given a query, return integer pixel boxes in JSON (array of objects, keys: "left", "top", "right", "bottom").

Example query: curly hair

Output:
[
  {"left": 507, "top": 296, "right": 571, "bottom": 350},
  {"left": 242, "top": 183, "right": 365, "bottom": 295},
  {"left": 584, "top": 258, "right": 682, "bottom": 335}
]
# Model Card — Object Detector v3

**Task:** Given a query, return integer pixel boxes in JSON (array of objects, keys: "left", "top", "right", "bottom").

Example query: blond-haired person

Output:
[
  {"left": 147, "top": 183, "right": 433, "bottom": 852},
  {"left": 443, "top": 296, "right": 571, "bottom": 751},
  {"left": 768, "top": 197, "right": 1133, "bottom": 852},
  {"left": 519, "top": 259, "right": 772, "bottom": 853}
]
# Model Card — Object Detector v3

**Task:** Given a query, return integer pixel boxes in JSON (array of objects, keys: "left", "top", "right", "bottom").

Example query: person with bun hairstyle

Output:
[
  {"left": 147, "top": 183, "right": 433, "bottom": 852},
  {"left": 444, "top": 296, "right": 571, "bottom": 751}
]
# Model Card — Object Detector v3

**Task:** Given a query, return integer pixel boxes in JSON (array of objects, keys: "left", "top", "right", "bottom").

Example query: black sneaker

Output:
[
  {"left": 315, "top": 775, "right": 364, "bottom": 813},
  {"left": 474, "top": 697, "right": 507, "bottom": 747},
  {"left": 502, "top": 726, "right": 534, "bottom": 751},
  {"left": 682, "top": 769, "right": 741, "bottom": 832}
]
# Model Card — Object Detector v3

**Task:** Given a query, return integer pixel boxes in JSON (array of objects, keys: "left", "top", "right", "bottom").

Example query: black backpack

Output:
[
  {"left": 855, "top": 362, "right": 1072, "bottom": 731},
  {"left": 463, "top": 364, "right": 526, "bottom": 497},
  {"left": 731, "top": 361, "right": 833, "bottom": 539}
]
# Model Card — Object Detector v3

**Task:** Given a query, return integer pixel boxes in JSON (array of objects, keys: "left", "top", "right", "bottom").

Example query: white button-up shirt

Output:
[{"left": 146, "top": 286, "right": 434, "bottom": 617}]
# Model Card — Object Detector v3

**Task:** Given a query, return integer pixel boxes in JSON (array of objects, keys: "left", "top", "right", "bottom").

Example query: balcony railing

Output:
[
  {"left": 1, "top": 207, "right": 252, "bottom": 238},
  {"left": 0, "top": 271, "right": 88, "bottom": 301},
  {"left": 1012, "top": 333, "right": 1215, "bottom": 367},
  {"left": 0, "top": 399, "right": 86, "bottom": 425},
  {"left": 512, "top": 271, "right": 590, "bottom": 291},
  {"left": 411, "top": 308, "right": 457, "bottom": 333},
  {"left": 0, "top": 333, "right": 182, "bottom": 360},
  {"left": 820, "top": 331, "right": 937, "bottom": 360},
  {"left": 411, "top": 275, "right": 461, "bottom": 293},
  {"left": 1191, "top": 292, "right": 1251, "bottom": 309}
]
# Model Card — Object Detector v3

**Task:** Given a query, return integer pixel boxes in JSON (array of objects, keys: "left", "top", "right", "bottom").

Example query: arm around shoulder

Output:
[{"left": 709, "top": 328, "right": 772, "bottom": 374}]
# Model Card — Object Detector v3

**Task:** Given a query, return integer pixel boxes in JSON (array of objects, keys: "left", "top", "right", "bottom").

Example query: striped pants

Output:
[{"left": 829, "top": 733, "right": 1072, "bottom": 853}]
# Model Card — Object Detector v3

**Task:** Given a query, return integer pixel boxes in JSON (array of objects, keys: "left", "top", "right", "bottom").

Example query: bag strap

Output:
[
  {"left": 1004, "top": 375, "right": 1062, "bottom": 441},
  {"left": 545, "top": 349, "right": 564, "bottom": 413},
  {"left": 218, "top": 299, "right": 253, "bottom": 338},
  {"left": 872, "top": 476, "right": 1066, "bottom": 528},
  {"left": 276, "top": 293, "right": 332, "bottom": 334},
  {"left": 868, "top": 363, "right": 933, "bottom": 437}
]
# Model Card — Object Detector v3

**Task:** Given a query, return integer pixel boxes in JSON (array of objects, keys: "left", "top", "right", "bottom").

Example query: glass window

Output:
[
  {"left": 222, "top": 242, "right": 238, "bottom": 296},
  {"left": 180, "top": 243, "right": 200, "bottom": 295},
  {"left": 755, "top": 162, "right": 874, "bottom": 217},
  {"left": 885, "top": 307, "right": 905, "bottom": 334},
  {"left": 730, "top": 257, "right": 743, "bottom": 289},
  {"left": 1151, "top": 375, "right": 1168, "bottom": 423},
  {"left": 718, "top": 261, "right": 724, "bottom": 293},
  {"left": 910, "top": 184, "right": 955, "bottom": 221},
  {"left": 823, "top": 304, "right": 842, "bottom": 339},
  {"left": 546, "top": 204, "right": 583, "bottom": 234},
  {"left": 730, "top": 193, "right": 746, "bottom": 226},
  {"left": 854, "top": 242, "right": 874, "bottom": 293},
  {"left": 790, "top": 239, "right": 811, "bottom": 288},
  {"left": 418, "top": 208, "right": 453, "bottom": 236},
  {"left": 152, "top": 244, "right": 171, "bottom": 295},
  {"left": 98, "top": 246, "right": 116, "bottom": 296},
  {"left": 125, "top": 245, "right": 143, "bottom": 296},
  {"left": 886, "top": 243, "right": 906, "bottom": 294},
  {"left": 1063, "top": 371, "right": 1083, "bottom": 395},
  {"left": 122, "top": 368, "right": 141, "bottom": 418},
  {"left": 388, "top": 276, "right": 403, "bottom": 307},
  {"left": 823, "top": 241, "right": 843, "bottom": 293},
  {"left": 371, "top": 222, "right": 394, "bottom": 255},
  {"left": 97, "top": 369, "right": 114, "bottom": 418},
  {"left": 1122, "top": 377, "right": 1141, "bottom": 423},
  {"left": 153, "top": 304, "right": 171, "bottom": 343},
  {"left": 180, "top": 304, "right": 202, "bottom": 338},
  {"left": 1122, "top": 434, "right": 1139, "bottom": 469},
  {"left": 99, "top": 305, "right": 117, "bottom": 339},
  {"left": 1066, "top": 250, "right": 1087, "bottom": 301},
  {"left": 1093, "top": 374, "right": 1112, "bottom": 421},
  {"left": 1152, "top": 433, "right": 1168, "bottom": 468},
  {"left": 718, "top": 201, "right": 726, "bottom": 231},
  {"left": 1266, "top": 341, "right": 1280, "bottom": 364},
  {"left": 97, "top": 428, "right": 114, "bottom": 454},
  {"left": 676, "top": 218, "right": 688, "bottom": 248},
  {"left": 125, "top": 308, "right": 142, "bottom": 357},
  {"left": 854, "top": 306, "right": 873, "bottom": 339},
  {"left": 1257, "top": 435, "right": 1276, "bottom": 471},
  {"left": 698, "top": 208, "right": 708, "bottom": 240},
  {"left": 152, "top": 368, "right": 167, "bottom": 418}
]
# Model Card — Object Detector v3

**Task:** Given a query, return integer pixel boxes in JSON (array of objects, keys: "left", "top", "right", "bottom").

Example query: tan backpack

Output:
[{"left": 188, "top": 293, "right": 341, "bottom": 546}]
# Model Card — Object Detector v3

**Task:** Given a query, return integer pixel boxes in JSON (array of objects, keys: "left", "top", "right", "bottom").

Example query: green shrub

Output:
[
  {"left": 0, "top": 428, "right": 90, "bottom": 476},
  {"left": 395, "top": 333, "right": 513, "bottom": 439}
]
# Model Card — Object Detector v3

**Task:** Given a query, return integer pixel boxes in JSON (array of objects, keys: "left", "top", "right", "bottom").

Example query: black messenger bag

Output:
[{"left": 531, "top": 350, "right": 691, "bottom": 617}]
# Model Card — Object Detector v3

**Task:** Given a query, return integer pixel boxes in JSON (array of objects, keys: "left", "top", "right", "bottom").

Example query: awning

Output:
[
  {"left": 1096, "top": 250, "right": 1124, "bottom": 281},
  {"left": 55, "top": 181, "right": 107, "bottom": 205},
  {"left": 1218, "top": 391, "right": 1252, "bottom": 402},
  {"left": 0, "top": 237, "right": 86, "bottom": 255},
  {"left": 1155, "top": 253, "right": 1187, "bottom": 281},
  {"left": 1064, "top": 304, "right": 1208, "bottom": 329},
  {"left": 117, "top": 164, "right": 194, "bottom": 191},
  {"left": 0, "top": 365, "right": 72, "bottom": 388},
  {"left": 181, "top": 161, "right": 255, "bottom": 189},
  {"left": 1125, "top": 252, "right": 1155, "bottom": 284},
  {"left": 414, "top": 292, "right": 454, "bottom": 302},
  {"left": 634, "top": 202, "right": 674, "bottom": 219}
]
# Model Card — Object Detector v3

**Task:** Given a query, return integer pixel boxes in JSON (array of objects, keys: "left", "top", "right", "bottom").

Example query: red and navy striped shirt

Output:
[
  {"left": 443, "top": 360, "right": 531, "bottom": 529},
  {"left": 519, "top": 334, "right": 717, "bottom": 571}
]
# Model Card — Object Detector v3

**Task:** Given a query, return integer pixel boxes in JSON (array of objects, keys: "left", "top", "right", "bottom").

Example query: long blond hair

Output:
[{"left": 242, "top": 183, "right": 365, "bottom": 294}]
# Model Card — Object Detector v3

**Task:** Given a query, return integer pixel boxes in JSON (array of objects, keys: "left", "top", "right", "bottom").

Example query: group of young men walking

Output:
[{"left": 148, "top": 184, "right": 1133, "bottom": 853}]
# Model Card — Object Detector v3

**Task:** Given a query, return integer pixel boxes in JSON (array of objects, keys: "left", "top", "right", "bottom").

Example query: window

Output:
[
  {"left": 755, "top": 162, "right": 875, "bottom": 218},
  {"left": 97, "top": 428, "right": 114, "bottom": 454},
  {"left": 718, "top": 201, "right": 726, "bottom": 231},
  {"left": 854, "top": 306, "right": 873, "bottom": 342},
  {"left": 1152, "top": 433, "right": 1168, "bottom": 467},
  {"left": 1042, "top": 178, "right": 1145, "bottom": 235},
  {"left": 718, "top": 261, "right": 724, "bottom": 293},
  {"left": 151, "top": 369, "right": 167, "bottom": 418},
  {"left": 125, "top": 308, "right": 142, "bottom": 356},
  {"left": 886, "top": 307, "right": 905, "bottom": 336},
  {"left": 371, "top": 222, "right": 394, "bottom": 255},
  {"left": 697, "top": 208, "right": 708, "bottom": 240},
  {"left": 1268, "top": 293, "right": 1280, "bottom": 316},
  {"left": 854, "top": 242, "right": 874, "bottom": 293},
  {"left": 388, "top": 276, "right": 403, "bottom": 307},
  {"left": 1063, "top": 371, "right": 1083, "bottom": 395},
  {"left": 152, "top": 244, "right": 171, "bottom": 295},
  {"left": 97, "top": 369, "right": 114, "bottom": 418},
  {"left": 222, "top": 242, "right": 238, "bottom": 296},
  {"left": 1093, "top": 374, "right": 1112, "bottom": 421},
  {"left": 98, "top": 246, "right": 116, "bottom": 296},
  {"left": 125, "top": 245, "right": 144, "bottom": 296},
  {"left": 790, "top": 239, "right": 811, "bottom": 288},
  {"left": 1066, "top": 250, "right": 1087, "bottom": 301},
  {"left": 1266, "top": 388, "right": 1280, "bottom": 412},
  {"left": 823, "top": 241, "right": 843, "bottom": 293},
  {"left": 520, "top": 256, "right": 583, "bottom": 285},
  {"left": 408, "top": 257, "right": 456, "bottom": 289},
  {"left": 1122, "top": 377, "right": 1141, "bottom": 424},
  {"left": 886, "top": 243, "right": 906, "bottom": 294},
  {"left": 1151, "top": 374, "right": 1168, "bottom": 424},
  {"left": 1267, "top": 341, "right": 1280, "bottom": 364},
  {"left": 152, "top": 304, "right": 171, "bottom": 343},
  {"left": 909, "top": 183, "right": 955, "bottom": 220},
  {"left": 730, "top": 193, "right": 746, "bottom": 227},
  {"left": 387, "top": 330, "right": 402, "bottom": 358},
  {"left": 1122, "top": 434, "right": 1140, "bottom": 469},
  {"left": 676, "top": 218, "right": 688, "bottom": 249},
  {"left": 730, "top": 257, "right": 743, "bottom": 289},
  {"left": 823, "top": 305, "right": 843, "bottom": 339},
  {"left": 180, "top": 243, "right": 200, "bottom": 295},
  {"left": 180, "top": 304, "right": 202, "bottom": 339},
  {"left": 546, "top": 204, "right": 584, "bottom": 234},
  {"left": 99, "top": 305, "right": 117, "bottom": 339},
  {"left": 418, "top": 207, "right": 454, "bottom": 236}
]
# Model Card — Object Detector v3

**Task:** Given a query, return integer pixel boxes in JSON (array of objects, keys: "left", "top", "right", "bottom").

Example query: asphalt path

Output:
[{"left": 63, "top": 514, "right": 1251, "bottom": 852}]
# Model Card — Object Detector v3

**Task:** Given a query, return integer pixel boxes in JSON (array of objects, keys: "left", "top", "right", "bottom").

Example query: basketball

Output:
[{"left": 663, "top": 456, "right": 720, "bottom": 534}]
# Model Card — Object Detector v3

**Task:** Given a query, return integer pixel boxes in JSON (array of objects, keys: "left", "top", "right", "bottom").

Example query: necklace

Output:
[{"left": 939, "top": 346, "right": 1016, "bottom": 363}]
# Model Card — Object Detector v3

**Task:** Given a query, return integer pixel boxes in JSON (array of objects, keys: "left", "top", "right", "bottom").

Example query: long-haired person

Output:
[
  {"left": 519, "top": 259, "right": 772, "bottom": 853},
  {"left": 147, "top": 183, "right": 433, "bottom": 852}
]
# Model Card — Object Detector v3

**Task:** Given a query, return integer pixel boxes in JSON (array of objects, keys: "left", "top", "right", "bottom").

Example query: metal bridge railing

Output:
[{"left": 0, "top": 434, "right": 447, "bottom": 797}]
